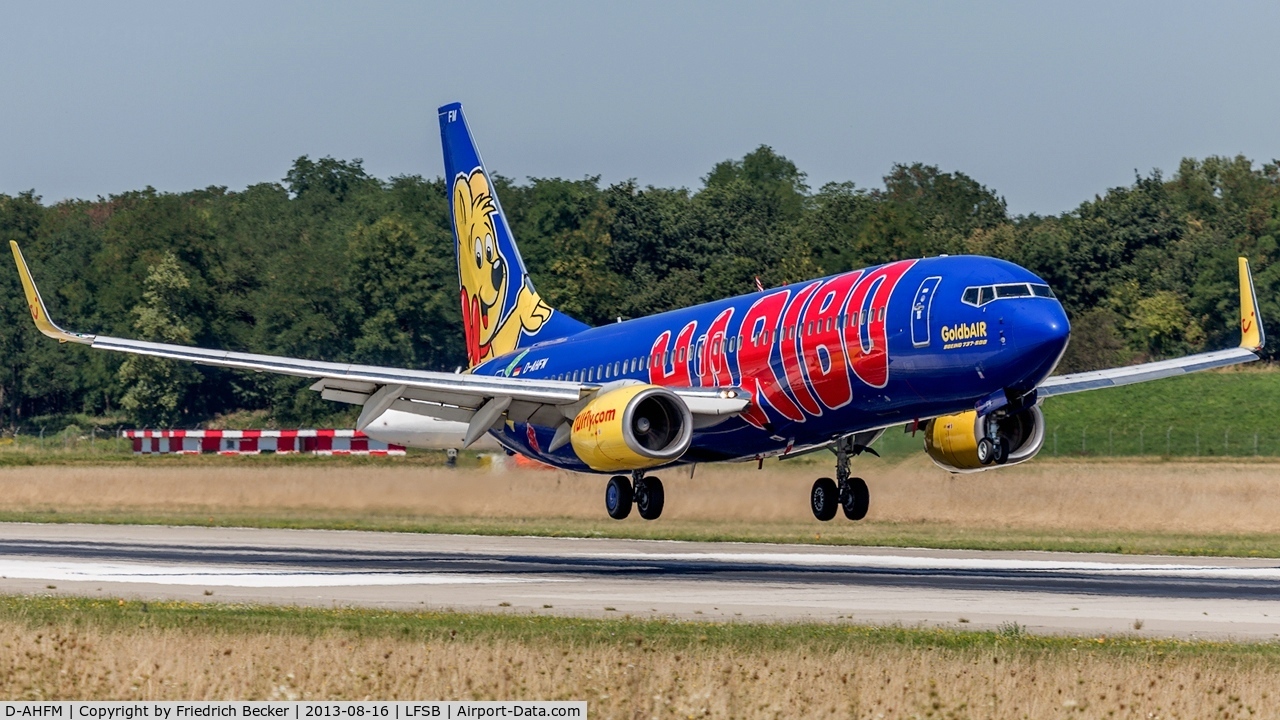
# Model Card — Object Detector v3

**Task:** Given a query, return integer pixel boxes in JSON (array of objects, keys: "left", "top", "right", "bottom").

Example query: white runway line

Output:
[
  {"left": 582, "top": 551, "right": 1280, "bottom": 580},
  {"left": 0, "top": 558, "right": 574, "bottom": 588}
]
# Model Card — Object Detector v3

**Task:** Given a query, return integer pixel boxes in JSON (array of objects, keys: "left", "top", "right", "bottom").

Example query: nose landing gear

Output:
[
  {"left": 605, "top": 470, "right": 665, "bottom": 520},
  {"left": 811, "top": 434, "right": 872, "bottom": 522}
]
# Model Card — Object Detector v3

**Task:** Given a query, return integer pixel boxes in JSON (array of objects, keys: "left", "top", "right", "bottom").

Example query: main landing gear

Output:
[
  {"left": 811, "top": 435, "right": 871, "bottom": 522},
  {"left": 605, "top": 470, "right": 665, "bottom": 521}
]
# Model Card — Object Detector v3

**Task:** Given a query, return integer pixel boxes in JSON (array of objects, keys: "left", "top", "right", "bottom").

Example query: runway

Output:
[{"left": 0, "top": 522, "right": 1278, "bottom": 639}]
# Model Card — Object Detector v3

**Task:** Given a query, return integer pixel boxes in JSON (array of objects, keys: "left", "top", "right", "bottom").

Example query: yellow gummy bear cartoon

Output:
[{"left": 453, "top": 169, "right": 551, "bottom": 367}]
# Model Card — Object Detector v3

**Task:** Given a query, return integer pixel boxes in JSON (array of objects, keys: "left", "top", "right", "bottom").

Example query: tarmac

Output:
[{"left": 0, "top": 522, "right": 1278, "bottom": 639}]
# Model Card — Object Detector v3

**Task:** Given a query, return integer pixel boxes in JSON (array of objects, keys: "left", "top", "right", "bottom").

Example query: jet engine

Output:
[
  {"left": 570, "top": 384, "right": 693, "bottom": 472},
  {"left": 922, "top": 405, "right": 1045, "bottom": 473}
]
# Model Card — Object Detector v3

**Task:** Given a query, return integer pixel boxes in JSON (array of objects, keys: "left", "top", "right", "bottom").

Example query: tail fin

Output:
[{"left": 439, "top": 102, "right": 588, "bottom": 369}]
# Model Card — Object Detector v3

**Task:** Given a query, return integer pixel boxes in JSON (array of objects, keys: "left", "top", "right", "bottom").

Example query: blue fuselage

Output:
[{"left": 473, "top": 255, "right": 1070, "bottom": 470}]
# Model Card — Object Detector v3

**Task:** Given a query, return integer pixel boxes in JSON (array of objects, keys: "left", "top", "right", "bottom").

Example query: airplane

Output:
[{"left": 10, "top": 101, "right": 1267, "bottom": 522}]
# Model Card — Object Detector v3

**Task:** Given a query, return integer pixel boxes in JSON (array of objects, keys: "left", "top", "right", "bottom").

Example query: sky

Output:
[{"left": 1, "top": 1, "right": 1277, "bottom": 216}]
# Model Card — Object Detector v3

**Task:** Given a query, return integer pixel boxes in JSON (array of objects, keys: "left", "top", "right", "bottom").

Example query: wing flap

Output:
[
  {"left": 320, "top": 388, "right": 371, "bottom": 405},
  {"left": 389, "top": 398, "right": 476, "bottom": 424}
]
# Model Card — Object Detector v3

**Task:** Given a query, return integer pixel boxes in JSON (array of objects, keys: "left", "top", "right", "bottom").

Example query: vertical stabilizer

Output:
[{"left": 439, "top": 102, "right": 589, "bottom": 369}]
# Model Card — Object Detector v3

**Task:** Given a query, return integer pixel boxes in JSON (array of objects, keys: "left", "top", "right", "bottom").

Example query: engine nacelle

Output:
[
  {"left": 570, "top": 384, "right": 693, "bottom": 472},
  {"left": 923, "top": 406, "right": 1045, "bottom": 473}
]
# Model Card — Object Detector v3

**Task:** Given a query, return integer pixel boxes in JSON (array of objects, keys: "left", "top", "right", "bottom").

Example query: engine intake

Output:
[
  {"left": 923, "top": 406, "right": 1045, "bottom": 473},
  {"left": 570, "top": 384, "right": 693, "bottom": 472}
]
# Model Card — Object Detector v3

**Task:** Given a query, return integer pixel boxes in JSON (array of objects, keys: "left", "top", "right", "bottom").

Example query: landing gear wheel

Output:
[
  {"left": 605, "top": 475, "right": 632, "bottom": 520},
  {"left": 811, "top": 477, "right": 839, "bottom": 521},
  {"left": 840, "top": 477, "right": 870, "bottom": 521},
  {"left": 635, "top": 476, "right": 665, "bottom": 520},
  {"left": 993, "top": 437, "right": 1010, "bottom": 465},
  {"left": 976, "top": 437, "right": 995, "bottom": 465}
]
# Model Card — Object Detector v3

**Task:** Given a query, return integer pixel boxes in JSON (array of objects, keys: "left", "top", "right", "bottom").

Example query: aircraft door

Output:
[{"left": 911, "top": 276, "right": 942, "bottom": 347}]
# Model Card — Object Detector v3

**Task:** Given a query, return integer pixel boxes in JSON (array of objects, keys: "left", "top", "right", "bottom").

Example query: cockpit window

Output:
[
  {"left": 995, "top": 283, "right": 1032, "bottom": 298},
  {"left": 962, "top": 282, "right": 1055, "bottom": 307}
]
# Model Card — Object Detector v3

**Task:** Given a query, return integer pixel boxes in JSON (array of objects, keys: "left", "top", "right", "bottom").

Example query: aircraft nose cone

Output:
[
  {"left": 1013, "top": 300, "right": 1071, "bottom": 390},
  {"left": 1021, "top": 301, "right": 1070, "bottom": 348}
]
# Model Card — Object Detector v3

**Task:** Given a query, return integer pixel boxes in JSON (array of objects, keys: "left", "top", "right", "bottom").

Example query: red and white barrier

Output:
[{"left": 120, "top": 429, "right": 406, "bottom": 456}]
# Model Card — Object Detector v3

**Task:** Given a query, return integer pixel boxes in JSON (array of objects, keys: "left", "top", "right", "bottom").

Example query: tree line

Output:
[{"left": 1, "top": 149, "right": 1277, "bottom": 428}]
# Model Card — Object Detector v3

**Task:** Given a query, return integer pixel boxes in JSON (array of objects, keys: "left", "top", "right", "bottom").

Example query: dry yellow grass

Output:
[
  {"left": 4, "top": 457, "right": 1280, "bottom": 535},
  {"left": 0, "top": 618, "right": 1273, "bottom": 716}
]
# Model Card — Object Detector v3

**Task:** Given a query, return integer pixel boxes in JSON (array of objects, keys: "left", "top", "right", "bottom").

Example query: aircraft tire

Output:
[
  {"left": 636, "top": 476, "right": 665, "bottom": 520},
  {"left": 976, "top": 438, "right": 995, "bottom": 465},
  {"left": 605, "top": 475, "right": 633, "bottom": 520},
  {"left": 993, "top": 437, "right": 1010, "bottom": 465},
  {"left": 841, "top": 477, "right": 870, "bottom": 521},
  {"left": 811, "top": 477, "right": 839, "bottom": 521}
]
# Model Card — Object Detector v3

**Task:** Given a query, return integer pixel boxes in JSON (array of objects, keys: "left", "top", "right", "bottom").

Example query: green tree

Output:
[
  {"left": 117, "top": 252, "right": 200, "bottom": 426},
  {"left": 345, "top": 215, "right": 460, "bottom": 368}
]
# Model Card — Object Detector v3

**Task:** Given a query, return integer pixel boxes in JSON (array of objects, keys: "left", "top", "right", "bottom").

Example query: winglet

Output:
[
  {"left": 9, "top": 241, "right": 94, "bottom": 345},
  {"left": 1239, "top": 256, "right": 1265, "bottom": 352}
]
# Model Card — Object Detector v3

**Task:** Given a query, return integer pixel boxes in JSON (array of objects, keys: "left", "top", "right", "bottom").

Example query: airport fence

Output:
[
  {"left": 1038, "top": 424, "right": 1280, "bottom": 458},
  {"left": 3, "top": 422, "right": 1279, "bottom": 461},
  {"left": 0, "top": 425, "right": 133, "bottom": 456}
]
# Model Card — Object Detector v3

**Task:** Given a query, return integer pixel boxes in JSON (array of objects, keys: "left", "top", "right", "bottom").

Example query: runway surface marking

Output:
[
  {"left": 582, "top": 551, "right": 1280, "bottom": 580},
  {"left": 0, "top": 558, "right": 572, "bottom": 587}
]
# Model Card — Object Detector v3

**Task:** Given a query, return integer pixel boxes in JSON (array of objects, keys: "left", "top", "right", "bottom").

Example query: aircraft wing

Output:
[
  {"left": 1037, "top": 257, "right": 1265, "bottom": 398},
  {"left": 10, "top": 242, "right": 749, "bottom": 446}
]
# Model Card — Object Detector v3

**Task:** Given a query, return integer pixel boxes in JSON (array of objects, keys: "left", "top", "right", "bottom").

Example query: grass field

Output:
[
  {"left": 5, "top": 457, "right": 1280, "bottom": 556},
  {"left": 0, "top": 596, "right": 1273, "bottom": 716}
]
